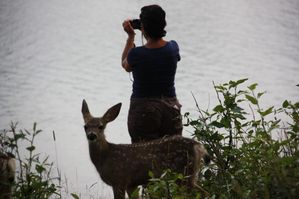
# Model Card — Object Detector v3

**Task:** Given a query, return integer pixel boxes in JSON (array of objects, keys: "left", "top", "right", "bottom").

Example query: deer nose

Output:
[{"left": 87, "top": 133, "right": 97, "bottom": 141}]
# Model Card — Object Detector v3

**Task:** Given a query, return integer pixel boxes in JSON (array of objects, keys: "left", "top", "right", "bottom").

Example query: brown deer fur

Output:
[
  {"left": 0, "top": 151, "right": 15, "bottom": 199},
  {"left": 81, "top": 100, "right": 209, "bottom": 199}
]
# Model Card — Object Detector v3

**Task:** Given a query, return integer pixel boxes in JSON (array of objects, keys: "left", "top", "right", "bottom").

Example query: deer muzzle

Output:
[{"left": 87, "top": 132, "right": 97, "bottom": 141}]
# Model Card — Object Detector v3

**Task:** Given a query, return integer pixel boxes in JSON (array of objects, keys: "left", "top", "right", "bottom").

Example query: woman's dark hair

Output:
[{"left": 139, "top": 5, "right": 167, "bottom": 40}]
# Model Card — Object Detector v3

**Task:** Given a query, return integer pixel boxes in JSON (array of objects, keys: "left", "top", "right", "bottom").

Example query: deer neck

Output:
[{"left": 88, "top": 134, "right": 109, "bottom": 162}]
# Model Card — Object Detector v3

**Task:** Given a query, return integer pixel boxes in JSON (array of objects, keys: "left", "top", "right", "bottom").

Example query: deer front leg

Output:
[{"left": 112, "top": 186, "right": 126, "bottom": 199}]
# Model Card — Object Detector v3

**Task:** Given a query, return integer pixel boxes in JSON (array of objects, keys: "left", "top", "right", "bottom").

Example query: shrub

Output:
[
  {"left": 142, "top": 169, "right": 201, "bottom": 199},
  {"left": 0, "top": 123, "right": 61, "bottom": 199},
  {"left": 185, "top": 79, "right": 299, "bottom": 198},
  {"left": 144, "top": 79, "right": 299, "bottom": 198}
]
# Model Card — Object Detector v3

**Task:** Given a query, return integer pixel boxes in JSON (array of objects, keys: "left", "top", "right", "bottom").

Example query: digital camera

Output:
[{"left": 130, "top": 19, "right": 141, "bottom": 30}]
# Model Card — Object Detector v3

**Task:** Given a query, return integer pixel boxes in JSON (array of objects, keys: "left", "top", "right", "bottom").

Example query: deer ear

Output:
[
  {"left": 103, "top": 103, "right": 122, "bottom": 123},
  {"left": 82, "top": 99, "right": 92, "bottom": 123}
]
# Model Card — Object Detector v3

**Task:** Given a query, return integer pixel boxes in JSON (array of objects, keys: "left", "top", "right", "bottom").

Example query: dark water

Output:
[{"left": 0, "top": 0, "right": 298, "bottom": 197}]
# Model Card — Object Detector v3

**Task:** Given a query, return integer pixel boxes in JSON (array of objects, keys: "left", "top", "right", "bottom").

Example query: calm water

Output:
[{"left": 1, "top": 0, "right": 298, "bottom": 198}]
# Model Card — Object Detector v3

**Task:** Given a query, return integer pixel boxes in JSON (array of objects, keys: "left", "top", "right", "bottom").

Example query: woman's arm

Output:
[{"left": 121, "top": 20, "right": 135, "bottom": 72}]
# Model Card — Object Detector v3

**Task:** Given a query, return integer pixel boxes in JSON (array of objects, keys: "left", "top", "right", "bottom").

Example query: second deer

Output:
[
  {"left": 81, "top": 100, "right": 209, "bottom": 199},
  {"left": 0, "top": 151, "right": 15, "bottom": 199}
]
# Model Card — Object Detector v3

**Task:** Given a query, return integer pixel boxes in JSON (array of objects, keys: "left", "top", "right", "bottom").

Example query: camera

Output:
[{"left": 130, "top": 19, "right": 141, "bottom": 30}]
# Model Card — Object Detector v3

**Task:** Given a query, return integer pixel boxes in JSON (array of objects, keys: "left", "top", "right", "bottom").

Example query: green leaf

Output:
[
  {"left": 248, "top": 83, "right": 258, "bottom": 91},
  {"left": 215, "top": 85, "right": 226, "bottom": 93},
  {"left": 25, "top": 129, "right": 31, "bottom": 135},
  {"left": 282, "top": 100, "right": 289, "bottom": 108},
  {"left": 211, "top": 132, "right": 224, "bottom": 141},
  {"left": 148, "top": 171, "right": 154, "bottom": 178},
  {"left": 232, "top": 106, "right": 244, "bottom": 114},
  {"left": 245, "top": 95, "right": 258, "bottom": 105},
  {"left": 236, "top": 78, "right": 248, "bottom": 84},
  {"left": 213, "top": 105, "right": 225, "bottom": 113},
  {"left": 130, "top": 187, "right": 140, "bottom": 198},
  {"left": 184, "top": 112, "right": 190, "bottom": 117},
  {"left": 189, "top": 120, "right": 199, "bottom": 126},
  {"left": 33, "top": 122, "right": 37, "bottom": 132},
  {"left": 177, "top": 173, "right": 184, "bottom": 180},
  {"left": 26, "top": 146, "right": 36, "bottom": 152},
  {"left": 235, "top": 113, "right": 246, "bottom": 120},
  {"left": 210, "top": 121, "right": 225, "bottom": 128},
  {"left": 71, "top": 193, "right": 80, "bottom": 199},
  {"left": 258, "top": 106, "right": 274, "bottom": 117},
  {"left": 220, "top": 117, "right": 231, "bottom": 128},
  {"left": 36, "top": 164, "right": 46, "bottom": 174},
  {"left": 52, "top": 131, "right": 56, "bottom": 141},
  {"left": 229, "top": 78, "right": 249, "bottom": 89},
  {"left": 257, "top": 92, "right": 265, "bottom": 99},
  {"left": 229, "top": 80, "right": 238, "bottom": 88},
  {"left": 14, "top": 133, "right": 25, "bottom": 141},
  {"left": 35, "top": 129, "right": 42, "bottom": 135}
]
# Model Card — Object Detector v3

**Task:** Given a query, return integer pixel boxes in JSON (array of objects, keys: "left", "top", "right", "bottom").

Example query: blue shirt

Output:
[{"left": 127, "top": 40, "right": 181, "bottom": 98}]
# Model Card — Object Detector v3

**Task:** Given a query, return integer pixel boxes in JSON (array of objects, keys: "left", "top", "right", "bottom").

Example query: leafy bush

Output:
[
  {"left": 144, "top": 79, "right": 299, "bottom": 198},
  {"left": 142, "top": 169, "right": 201, "bottom": 199},
  {"left": 185, "top": 79, "right": 299, "bottom": 198},
  {"left": 1, "top": 123, "right": 61, "bottom": 199}
]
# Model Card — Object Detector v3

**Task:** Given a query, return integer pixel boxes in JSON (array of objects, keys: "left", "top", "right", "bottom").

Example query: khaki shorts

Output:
[{"left": 127, "top": 97, "right": 183, "bottom": 143}]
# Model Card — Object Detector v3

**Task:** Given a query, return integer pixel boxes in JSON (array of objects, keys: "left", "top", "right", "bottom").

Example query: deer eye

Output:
[
  {"left": 84, "top": 125, "right": 88, "bottom": 131},
  {"left": 98, "top": 125, "right": 104, "bottom": 130}
]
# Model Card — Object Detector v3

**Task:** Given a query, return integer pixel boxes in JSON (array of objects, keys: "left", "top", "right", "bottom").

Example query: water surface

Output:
[{"left": 0, "top": 0, "right": 298, "bottom": 198}]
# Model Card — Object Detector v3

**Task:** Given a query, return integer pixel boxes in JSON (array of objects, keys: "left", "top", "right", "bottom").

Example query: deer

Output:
[
  {"left": 81, "top": 100, "right": 210, "bottom": 199},
  {"left": 0, "top": 151, "right": 16, "bottom": 199}
]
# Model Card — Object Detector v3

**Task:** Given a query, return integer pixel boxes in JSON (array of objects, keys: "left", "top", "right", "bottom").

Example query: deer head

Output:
[{"left": 81, "top": 100, "right": 122, "bottom": 142}]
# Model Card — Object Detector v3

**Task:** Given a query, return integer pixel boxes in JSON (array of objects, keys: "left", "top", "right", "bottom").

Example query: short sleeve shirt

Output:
[{"left": 127, "top": 40, "right": 181, "bottom": 98}]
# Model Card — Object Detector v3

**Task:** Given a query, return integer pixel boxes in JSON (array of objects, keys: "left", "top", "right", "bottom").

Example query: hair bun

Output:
[{"left": 140, "top": 5, "right": 167, "bottom": 39}]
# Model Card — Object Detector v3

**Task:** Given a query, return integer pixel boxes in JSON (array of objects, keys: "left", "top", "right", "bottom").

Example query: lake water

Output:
[{"left": 0, "top": 0, "right": 298, "bottom": 198}]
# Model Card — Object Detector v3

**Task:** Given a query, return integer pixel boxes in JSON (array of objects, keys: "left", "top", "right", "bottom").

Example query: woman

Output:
[{"left": 121, "top": 5, "right": 182, "bottom": 143}]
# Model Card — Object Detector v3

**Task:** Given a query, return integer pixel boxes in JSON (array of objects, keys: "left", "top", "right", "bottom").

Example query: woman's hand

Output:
[
  {"left": 122, "top": 20, "right": 135, "bottom": 37},
  {"left": 121, "top": 20, "right": 135, "bottom": 72}
]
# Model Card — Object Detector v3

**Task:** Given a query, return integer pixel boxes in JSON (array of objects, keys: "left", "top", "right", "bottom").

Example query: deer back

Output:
[{"left": 95, "top": 135, "right": 202, "bottom": 187}]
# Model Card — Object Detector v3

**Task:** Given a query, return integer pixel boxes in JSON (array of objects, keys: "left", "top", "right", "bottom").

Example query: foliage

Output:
[
  {"left": 0, "top": 123, "right": 96, "bottom": 199},
  {"left": 0, "top": 122, "right": 62, "bottom": 198},
  {"left": 185, "top": 79, "right": 299, "bottom": 198},
  {"left": 142, "top": 169, "right": 201, "bottom": 199},
  {"left": 144, "top": 79, "right": 299, "bottom": 198}
]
